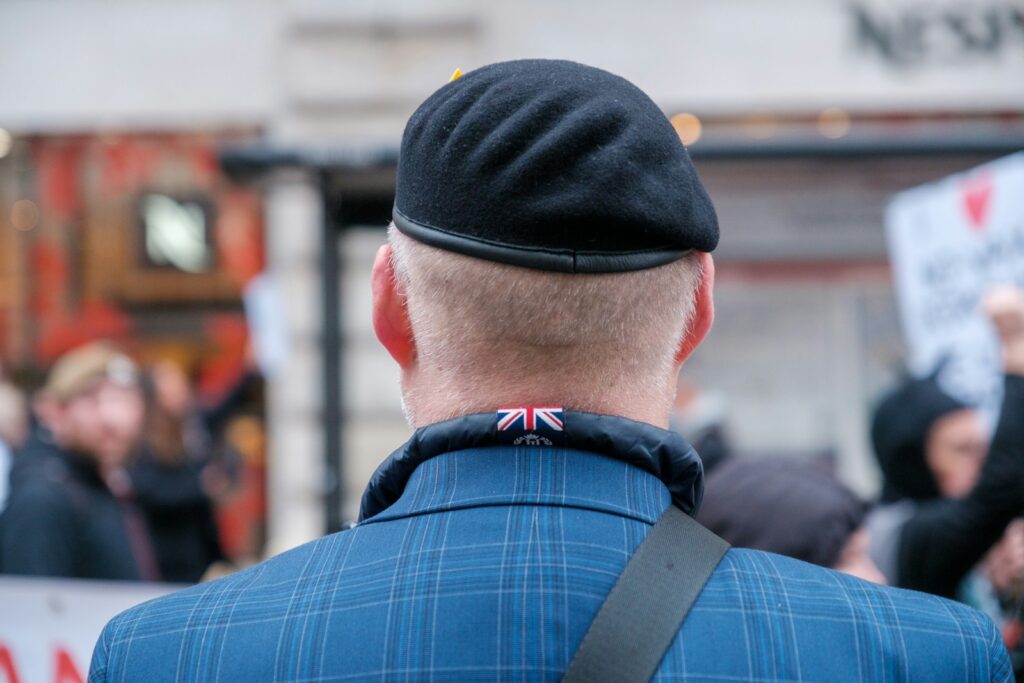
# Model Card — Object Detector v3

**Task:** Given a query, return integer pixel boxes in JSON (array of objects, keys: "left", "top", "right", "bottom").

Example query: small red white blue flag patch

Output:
[
  {"left": 498, "top": 406, "right": 564, "bottom": 431},
  {"left": 496, "top": 406, "right": 565, "bottom": 446}
]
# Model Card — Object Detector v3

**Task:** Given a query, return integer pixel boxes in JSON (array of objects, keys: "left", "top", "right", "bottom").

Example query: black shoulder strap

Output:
[{"left": 561, "top": 505, "right": 730, "bottom": 683}]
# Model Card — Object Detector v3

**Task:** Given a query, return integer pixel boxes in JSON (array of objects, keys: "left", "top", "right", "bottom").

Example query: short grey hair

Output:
[{"left": 388, "top": 226, "right": 703, "bottom": 420}]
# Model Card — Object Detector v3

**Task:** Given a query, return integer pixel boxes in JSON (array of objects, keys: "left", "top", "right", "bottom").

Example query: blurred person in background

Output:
[
  {"left": 960, "top": 519, "right": 1024, "bottom": 676},
  {"left": 868, "top": 287, "right": 1024, "bottom": 600},
  {"left": 0, "top": 380, "right": 29, "bottom": 512},
  {"left": 698, "top": 458, "right": 885, "bottom": 584},
  {"left": 0, "top": 342, "right": 159, "bottom": 581},
  {"left": 144, "top": 357, "right": 260, "bottom": 472},
  {"left": 92, "top": 60, "right": 1009, "bottom": 681},
  {"left": 670, "top": 379, "right": 733, "bottom": 474},
  {"left": 128, "top": 361, "right": 228, "bottom": 584}
]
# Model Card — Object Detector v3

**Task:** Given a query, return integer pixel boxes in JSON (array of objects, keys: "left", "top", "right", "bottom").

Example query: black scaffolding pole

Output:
[
  {"left": 319, "top": 170, "right": 344, "bottom": 533},
  {"left": 220, "top": 145, "right": 397, "bottom": 534}
]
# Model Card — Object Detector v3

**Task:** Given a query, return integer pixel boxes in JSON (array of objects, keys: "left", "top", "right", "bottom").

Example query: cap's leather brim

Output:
[{"left": 393, "top": 207, "right": 691, "bottom": 274}]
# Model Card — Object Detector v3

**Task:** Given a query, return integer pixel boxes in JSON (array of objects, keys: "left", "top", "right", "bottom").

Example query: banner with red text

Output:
[{"left": 0, "top": 577, "right": 178, "bottom": 683}]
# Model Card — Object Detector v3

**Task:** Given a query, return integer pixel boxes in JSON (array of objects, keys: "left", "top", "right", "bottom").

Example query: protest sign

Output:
[{"left": 886, "top": 153, "right": 1024, "bottom": 422}]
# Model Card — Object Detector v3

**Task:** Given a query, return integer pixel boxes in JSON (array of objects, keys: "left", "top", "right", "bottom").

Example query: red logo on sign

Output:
[
  {"left": 961, "top": 172, "right": 994, "bottom": 232},
  {"left": 0, "top": 644, "right": 21, "bottom": 683},
  {"left": 54, "top": 648, "right": 84, "bottom": 683}
]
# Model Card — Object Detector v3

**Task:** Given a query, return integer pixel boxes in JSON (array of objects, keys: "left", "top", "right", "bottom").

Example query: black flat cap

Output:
[{"left": 393, "top": 59, "right": 718, "bottom": 273}]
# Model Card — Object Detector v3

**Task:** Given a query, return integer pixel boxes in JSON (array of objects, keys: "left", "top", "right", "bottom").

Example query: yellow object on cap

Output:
[
  {"left": 44, "top": 341, "right": 139, "bottom": 402},
  {"left": 449, "top": 68, "right": 463, "bottom": 82}
]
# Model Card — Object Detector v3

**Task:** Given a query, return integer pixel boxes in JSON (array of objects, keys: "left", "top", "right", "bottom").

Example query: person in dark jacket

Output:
[
  {"left": 0, "top": 342, "right": 158, "bottom": 581},
  {"left": 698, "top": 458, "right": 885, "bottom": 583},
  {"left": 129, "top": 361, "right": 227, "bottom": 583},
  {"left": 867, "top": 287, "right": 1024, "bottom": 598}
]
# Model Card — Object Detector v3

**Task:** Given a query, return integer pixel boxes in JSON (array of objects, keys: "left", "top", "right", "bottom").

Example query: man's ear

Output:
[
  {"left": 371, "top": 244, "right": 416, "bottom": 368},
  {"left": 675, "top": 251, "right": 715, "bottom": 365}
]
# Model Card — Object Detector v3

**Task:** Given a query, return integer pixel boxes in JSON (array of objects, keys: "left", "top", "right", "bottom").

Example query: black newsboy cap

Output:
[{"left": 393, "top": 59, "right": 719, "bottom": 273}]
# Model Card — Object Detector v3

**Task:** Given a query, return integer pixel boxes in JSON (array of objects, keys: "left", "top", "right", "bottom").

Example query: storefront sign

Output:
[
  {"left": 852, "top": 3, "right": 1024, "bottom": 68},
  {"left": 3, "top": 1, "right": 1023, "bottom": 132},
  {"left": 886, "top": 153, "right": 1024, "bottom": 421}
]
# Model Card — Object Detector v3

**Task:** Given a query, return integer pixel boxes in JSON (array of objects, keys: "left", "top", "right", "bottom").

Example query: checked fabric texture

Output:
[{"left": 91, "top": 447, "right": 1011, "bottom": 682}]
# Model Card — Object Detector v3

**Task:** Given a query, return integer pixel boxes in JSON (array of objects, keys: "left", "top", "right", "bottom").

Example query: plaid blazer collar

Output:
[
  {"left": 358, "top": 411, "right": 704, "bottom": 522},
  {"left": 361, "top": 447, "right": 674, "bottom": 526}
]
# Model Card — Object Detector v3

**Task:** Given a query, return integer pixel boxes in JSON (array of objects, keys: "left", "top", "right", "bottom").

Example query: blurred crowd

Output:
[
  {"left": 682, "top": 287, "right": 1024, "bottom": 671},
  {"left": 2, "top": 287, "right": 1024, "bottom": 668},
  {"left": 0, "top": 342, "right": 262, "bottom": 584}
]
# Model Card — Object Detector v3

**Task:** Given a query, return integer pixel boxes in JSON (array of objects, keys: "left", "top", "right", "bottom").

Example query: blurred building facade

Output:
[{"left": 2, "top": 0, "right": 1023, "bottom": 554}]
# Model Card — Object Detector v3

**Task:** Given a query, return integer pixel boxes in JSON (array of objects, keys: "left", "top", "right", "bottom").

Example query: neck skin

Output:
[{"left": 401, "top": 364, "right": 679, "bottom": 429}]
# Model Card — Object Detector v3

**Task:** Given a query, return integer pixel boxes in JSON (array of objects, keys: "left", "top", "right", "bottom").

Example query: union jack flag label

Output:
[{"left": 496, "top": 406, "right": 565, "bottom": 446}]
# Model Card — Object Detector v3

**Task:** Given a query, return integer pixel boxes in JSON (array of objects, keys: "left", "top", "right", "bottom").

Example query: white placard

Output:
[
  {"left": 243, "top": 272, "right": 288, "bottom": 379},
  {"left": 0, "top": 577, "right": 178, "bottom": 683},
  {"left": 886, "top": 152, "right": 1024, "bottom": 422}
]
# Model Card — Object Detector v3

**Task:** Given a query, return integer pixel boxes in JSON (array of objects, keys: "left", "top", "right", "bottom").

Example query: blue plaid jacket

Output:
[{"left": 91, "top": 412, "right": 1011, "bottom": 682}]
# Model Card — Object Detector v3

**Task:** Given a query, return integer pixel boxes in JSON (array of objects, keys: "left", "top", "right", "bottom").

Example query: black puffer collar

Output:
[{"left": 359, "top": 411, "right": 705, "bottom": 522}]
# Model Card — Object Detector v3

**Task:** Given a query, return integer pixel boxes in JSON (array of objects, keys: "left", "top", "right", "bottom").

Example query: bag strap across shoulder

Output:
[{"left": 561, "top": 504, "right": 730, "bottom": 683}]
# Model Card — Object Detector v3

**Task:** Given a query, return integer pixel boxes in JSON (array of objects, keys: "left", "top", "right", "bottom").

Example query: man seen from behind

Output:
[{"left": 90, "top": 60, "right": 1011, "bottom": 682}]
